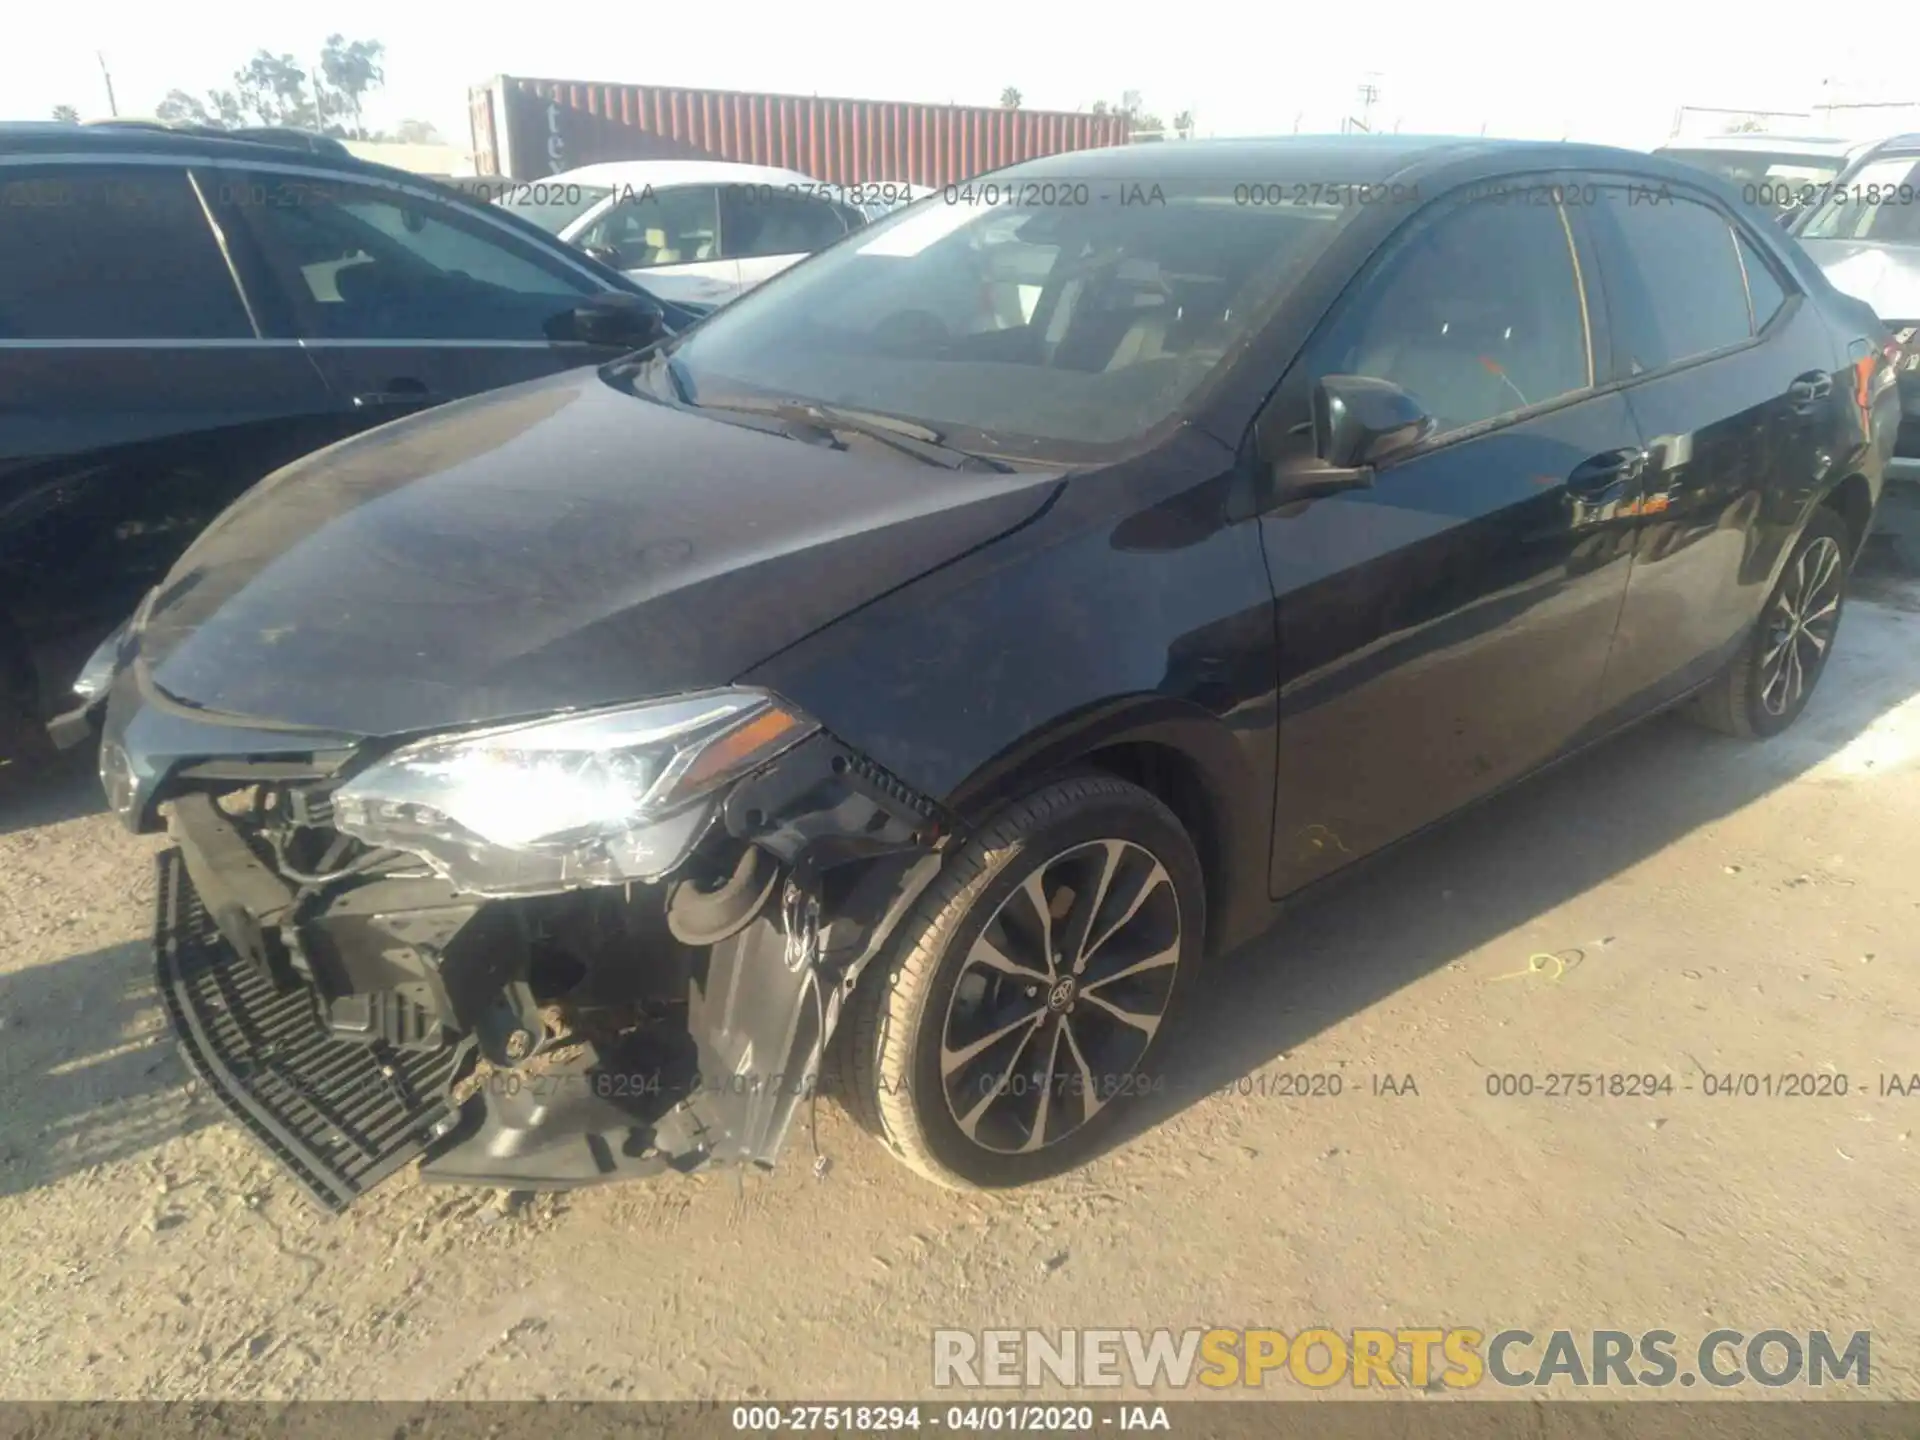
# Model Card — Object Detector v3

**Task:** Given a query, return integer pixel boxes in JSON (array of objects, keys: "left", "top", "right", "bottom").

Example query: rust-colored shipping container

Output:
[{"left": 468, "top": 75, "right": 1131, "bottom": 187}]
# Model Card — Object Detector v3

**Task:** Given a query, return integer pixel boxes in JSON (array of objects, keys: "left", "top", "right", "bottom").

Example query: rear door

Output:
[
  {"left": 1256, "top": 180, "right": 1644, "bottom": 896},
  {"left": 203, "top": 165, "right": 626, "bottom": 433},
  {"left": 1581, "top": 179, "right": 1845, "bottom": 716},
  {"left": 0, "top": 157, "right": 336, "bottom": 710}
]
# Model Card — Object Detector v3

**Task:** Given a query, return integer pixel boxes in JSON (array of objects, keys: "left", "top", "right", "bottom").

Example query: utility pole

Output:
[{"left": 96, "top": 51, "right": 118, "bottom": 117}]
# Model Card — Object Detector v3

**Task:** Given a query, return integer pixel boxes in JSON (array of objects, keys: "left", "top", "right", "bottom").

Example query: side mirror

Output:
[
  {"left": 548, "top": 292, "right": 667, "bottom": 351},
  {"left": 1314, "top": 374, "right": 1435, "bottom": 470},
  {"left": 1775, "top": 205, "right": 1801, "bottom": 230}
]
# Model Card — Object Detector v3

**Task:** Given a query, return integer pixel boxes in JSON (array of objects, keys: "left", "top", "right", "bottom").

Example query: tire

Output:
[
  {"left": 1686, "top": 506, "right": 1851, "bottom": 739},
  {"left": 838, "top": 773, "right": 1204, "bottom": 1190}
]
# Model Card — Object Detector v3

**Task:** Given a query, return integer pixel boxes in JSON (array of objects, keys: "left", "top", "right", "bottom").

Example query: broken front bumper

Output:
[
  {"left": 150, "top": 732, "right": 945, "bottom": 1214},
  {"left": 156, "top": 848, "right": 461, "bottom": 1211}
]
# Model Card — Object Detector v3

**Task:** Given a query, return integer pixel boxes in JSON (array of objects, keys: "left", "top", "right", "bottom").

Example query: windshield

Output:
[
  {"left": 1657, "top": 149, "right": 1845, "bottom": 213},
  {"left": 1798, "top": 154, "right": 1920, "bottom": 242},
  {"left": 490, "top": 180, "right": 614, "bottom": 234},
  {"left": 659, "top": 178, "right": 1364, "bottom": 456}
]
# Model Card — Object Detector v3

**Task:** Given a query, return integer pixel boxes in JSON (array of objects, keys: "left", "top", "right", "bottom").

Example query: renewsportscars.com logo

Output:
[{"left": 931, "top": 1328, "right": 1872, "bottom": 1390}]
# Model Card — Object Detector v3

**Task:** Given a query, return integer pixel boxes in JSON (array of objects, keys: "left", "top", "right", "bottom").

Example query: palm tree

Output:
[{"left": 1000, "top": 87, "right": 1022, "bottom": 109}]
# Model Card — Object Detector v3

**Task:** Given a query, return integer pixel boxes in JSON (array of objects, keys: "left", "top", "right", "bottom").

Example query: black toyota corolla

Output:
[{"left": 88, "top": 137, "right": 1899, "bottom": 1211}]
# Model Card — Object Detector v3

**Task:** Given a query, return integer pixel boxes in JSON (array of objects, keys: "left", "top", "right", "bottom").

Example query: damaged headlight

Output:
[{"left": 333, "top": 689, "right": 816, "bottom": 897}]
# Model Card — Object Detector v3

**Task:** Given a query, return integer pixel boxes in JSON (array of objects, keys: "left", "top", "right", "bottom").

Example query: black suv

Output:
[{"left": 0, "top": 122, "right": 683, "bottom": 763}]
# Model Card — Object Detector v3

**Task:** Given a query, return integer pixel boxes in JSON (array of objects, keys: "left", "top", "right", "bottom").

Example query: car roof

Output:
[
  {"left": 1657, "top": 135, "right": 1857, "bottom": 158},
  {"left": 0, "top": 120, "right": 369, "bottom": 162},
  {"left": 1851, "top": 132, "right": 1920, "bottom": 158},
  {"left": 540, "top": 158, "right": 820, "bottom": 189},
  {"left": 996, "top": 134, "right": 1739, "bottom": 188}
]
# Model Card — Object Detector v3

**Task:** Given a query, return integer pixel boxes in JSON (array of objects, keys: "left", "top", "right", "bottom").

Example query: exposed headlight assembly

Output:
[{"left": 333, "top": 689, "right": 816, "bottom": 897}]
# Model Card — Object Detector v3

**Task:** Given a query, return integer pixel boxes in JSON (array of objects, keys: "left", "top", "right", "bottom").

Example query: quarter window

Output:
[
  {"left": 1311, "top": 193, "right": 1592, "bottom": 436},
  {"left": 1590, "top": 189, "right": 1755, "bottom": 373},
  {"left": 218, "top": 170, "right": 597, "bottom": 340},
  {"left": 0, "top": 165, "right": 252, "bottom": 340}
]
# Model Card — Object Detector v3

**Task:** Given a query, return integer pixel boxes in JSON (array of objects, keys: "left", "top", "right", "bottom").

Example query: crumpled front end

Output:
[{"left": 143, "top": 697, "right": 948, "bottom": 1214}]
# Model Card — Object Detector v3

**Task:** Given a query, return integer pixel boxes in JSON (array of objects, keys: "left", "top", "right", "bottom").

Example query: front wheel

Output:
[
  {"left": 1686, "top": 506, "right": 1850, "bottom": 739},
  {"left": 837, "top": 774, "right": 1204, "bottom": 1190}
]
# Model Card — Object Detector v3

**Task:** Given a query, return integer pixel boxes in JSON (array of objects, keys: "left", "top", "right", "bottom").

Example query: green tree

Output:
[
  {"left": 233, "top": 52, "right": 318, "bottom": 128},
  {"left": 1000, "top": 86, "right": 1022, "bottom": 108},
  {"left": 319, "top": 35, "right": 386, "bottom": 137},
  {"left": 153, "top": 39, "right": 385, "bottom": 134},
  {"left": 51, "top": 103, "right": 81, "bottom": 122},
  {"left": 389, "top": 118, "right": 442, "bottom": 144}
]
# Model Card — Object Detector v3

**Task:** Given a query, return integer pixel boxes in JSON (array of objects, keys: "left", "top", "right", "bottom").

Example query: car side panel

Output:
[{"left": 742, "top": 428, "right": 1283, "bottom": 956}]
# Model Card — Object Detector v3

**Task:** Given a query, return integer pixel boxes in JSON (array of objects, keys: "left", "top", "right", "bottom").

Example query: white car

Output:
[{"left": 490, "top": 159, "right": 868, "bottom": 308}]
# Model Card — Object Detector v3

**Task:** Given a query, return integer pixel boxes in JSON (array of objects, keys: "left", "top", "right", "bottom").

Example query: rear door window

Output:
[
  {"left": 1586, "top": 189, "right": 1756, "bottom": 374},
  {"left": 574, "top": 185, "right": 721, "bottom": 269},
  {"left": 719, "top": 187, "right": 852, "bottom": 259},
  {"left": 0, "top": 164, "right": 252, "bottom": 339}
]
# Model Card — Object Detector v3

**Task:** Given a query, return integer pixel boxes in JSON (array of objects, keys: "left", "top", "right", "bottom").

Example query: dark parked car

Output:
[
  {"left": 92, "top": 137, "right": 1897, "bottom": 1212},
  {"left": 0, "top": 122, "right": 691, "bottom": 765}
]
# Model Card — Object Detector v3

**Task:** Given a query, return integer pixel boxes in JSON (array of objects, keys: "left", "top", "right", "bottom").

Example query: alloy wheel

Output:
[
  {"left": 938, "top": 838, "right": 1182, "bottom": 1155},
  {"left": 1759, "top": 535, "right": 1843, "bottom": 717}
]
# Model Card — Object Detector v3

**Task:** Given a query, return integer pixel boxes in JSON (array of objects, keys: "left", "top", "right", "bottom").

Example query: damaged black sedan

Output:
[{"left": 93, "top": 138, "right": 1895, "bottom": 1211}]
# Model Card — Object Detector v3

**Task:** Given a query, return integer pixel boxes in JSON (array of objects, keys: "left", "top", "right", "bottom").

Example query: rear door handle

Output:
[
  {"left": 1788, "top": 370, "right": 1833, "bottom": 410},
  {"left": 1566, "top": 447, "right": 1646, "bottom": 499},
  {"left": 351, "top": 378, "right": 432, "bottom": 410}
]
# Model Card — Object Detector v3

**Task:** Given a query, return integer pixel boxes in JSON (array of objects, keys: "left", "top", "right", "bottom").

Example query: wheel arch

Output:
[
  {"left": 1820, "top": 470, "right": 1875, "bottom": 562},
  {"left": 942, "top": 695, "right": 1274, "bottom": 957}
]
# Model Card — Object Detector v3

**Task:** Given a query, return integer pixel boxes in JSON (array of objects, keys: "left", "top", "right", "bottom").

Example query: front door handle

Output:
[
  {"left": 1788, "top": 370, "right": 1833, "bottom": 410},
  {"left": 351, "top": 378, "right": 432, "bottom": 410},
  {"left": 1566, "top": 447, "right": 1647, "bottom": 499}
]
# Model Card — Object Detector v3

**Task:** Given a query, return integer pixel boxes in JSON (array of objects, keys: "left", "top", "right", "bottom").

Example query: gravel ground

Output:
[{"left": 2, "top": 554, "right": 1916, "bottom": 1402}]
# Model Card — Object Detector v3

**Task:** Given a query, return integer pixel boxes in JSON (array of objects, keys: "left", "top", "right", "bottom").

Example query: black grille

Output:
[{"left": 155, "top": 850, "right": 461, "bottom": 1213}]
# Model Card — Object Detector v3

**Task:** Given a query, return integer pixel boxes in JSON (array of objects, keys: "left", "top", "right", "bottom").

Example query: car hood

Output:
[
  {"left": 1800, "top": 238, "right": 1920, "bottom": 321},
  {"left": 137, "top": 366, "right": 1061, "bottom": 738}
]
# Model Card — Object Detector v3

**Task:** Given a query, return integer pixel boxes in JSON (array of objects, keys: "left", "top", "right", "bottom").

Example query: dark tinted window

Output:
[
  {"left": 0, "top": 165, "right": 251, "bottom": 340},
  {"left": 1592, "top": 190, "right": 1753, "bottom": 373},
  {"left": 574, "top": 185, "right": 720, "bottom": 269},
  {"left": 1736, "top": 231, "right": 1788, "bottom": 331},
  {"left": 223, "top": 171, "right": 596, "bottom": 340},
  {"left": 720, "top": 188, "right": 851, "bottom": 259},
  {"left": 1311, "top": 194, "right": 1591, "bottom": 436}
]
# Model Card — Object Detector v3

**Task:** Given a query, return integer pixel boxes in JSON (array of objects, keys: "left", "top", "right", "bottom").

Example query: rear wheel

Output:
[
  {"left": 1686, "top": 507, "right": 1850, "bottom": 739},
  {"left": 838, "top": 774, "right": 1204, "bottom": 1190}
]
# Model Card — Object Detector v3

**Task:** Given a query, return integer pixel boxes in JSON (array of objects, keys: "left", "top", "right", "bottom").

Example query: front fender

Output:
[{"left": 745, "top": 430, "right": 1282, "bottom": 955}]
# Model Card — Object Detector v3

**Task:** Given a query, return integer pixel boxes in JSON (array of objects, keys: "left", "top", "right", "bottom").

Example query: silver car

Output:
[{"left": 1792, "top": 135, "right": 1920, "bottom": 566}]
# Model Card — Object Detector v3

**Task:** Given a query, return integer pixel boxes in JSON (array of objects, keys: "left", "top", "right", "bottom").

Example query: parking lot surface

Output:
[{"left": 3, "top": 557, "right": 1917, "bottom": 1401}]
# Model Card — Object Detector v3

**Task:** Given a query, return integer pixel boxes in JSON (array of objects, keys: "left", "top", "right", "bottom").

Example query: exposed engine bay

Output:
[{"left": 154, "top": 729, "right": 948, "bottom": 1213}]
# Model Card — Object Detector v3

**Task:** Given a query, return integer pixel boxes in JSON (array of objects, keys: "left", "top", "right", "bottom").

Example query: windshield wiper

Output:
[{"left": 694, "top": 397, "right": 1016, "bottom": 472}]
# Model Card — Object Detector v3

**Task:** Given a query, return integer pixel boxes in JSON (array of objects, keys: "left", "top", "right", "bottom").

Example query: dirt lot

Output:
[{"left": 2, "top": 556, "right": 1917, "bottom": 1403}]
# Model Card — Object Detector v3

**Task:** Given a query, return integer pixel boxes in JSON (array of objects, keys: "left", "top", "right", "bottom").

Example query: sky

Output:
[{"left": 9, "top": 0, "right": 1917, "bottom": 164}]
